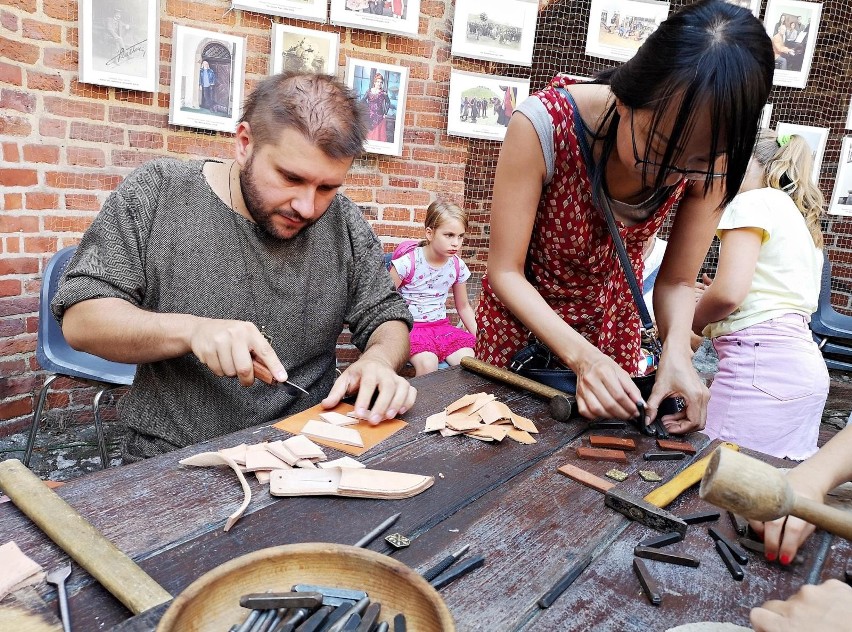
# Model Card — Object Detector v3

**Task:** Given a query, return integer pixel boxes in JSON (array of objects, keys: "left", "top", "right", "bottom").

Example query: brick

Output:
[
  {"left": 575, "top": 446, "right": 628, "bottom": 462},
  {"left": 415, "top": 112, "right": 446, "bottom": 129},
  {"left": 0, "top": 169, "right": 37, "bottom": 187},
  {"left": 70, "top": 121, "right": 124, "bottom": 145},
  {"left": 0, "top": 214, "right": 39, "bottom": 232},
  {"left": 42, "top": 0, "right": 76, "bottom": 20},
  {"left": 4, "top": 193, "right": 22, "bottom": 210},
  {"left": 24, "top": 193, "right": 58, "bottom": 210},
  {"left": 0, "top": 278, "right": 22, "bottom": 295},
  {"left": 557, "top": 462, "right": 615, "bottom": 493},
  {"left": 70, "top": 80, "right": 110, "bottom": 100},
  {"left": 68, "top": 146, "right": 106, "bottom": 167},
  {"left": 114, "top": 89, "right": 154, "bottom": 106},
  {"left": 22, "top": 144, "right": 60, "bottom": 164},
  {"left": 350, "top": 31, "right": 382, "bottom": 49},
  {"left": 0, "top": 0, "right": 36, "bottom": 11},
  {"left": 24, "top": 236, "right": 57, "bottom": 253},
  {"left": 45, "top": 171, "right": 123, "bottom": 191},
  {"left": 0, "top": 318, "right": 25, "bottom": 337},
  {"left": 64, "top": 193, "right": 100, "bottom": 210},
  {"left": 345, "top": 172, "right": 382, "bottom": 187},
  {"left": 375, "top": 189, "right": 431, "bottom": 206},
  {"left": 412, "top": 147, "right": 467, "bottom": 164},
  {"left": 343, "top": 188, "right": 373, "bottom": 203},
  {"left": 44, "top": 96, "right": 105, "bottom": 120},
  {"left": 39, "top": 118, "right": 66, "bottom": 138},
  {"left": 400, "top": 59, "right": 430, "bottom": 80},
  {"left": 387, "top": 177, "right": 419, "bottom": 188},
  {"left": 43, "top": 46, "right": 78, "bottom": 71},
  {"left": 382, "top": 207, "right": 412, "bottom": 222},
  {"left": 407, "top": 96, "right": 443, "bottom": 114},
  {"left": 0, "top": 297, "right": 39, "bottom": 318},
  {"left": 2, "top": 141, "right": 19, "bottom": 161},
  {"left": 589, "top": 435, "right": 638, "bottom": 451},
  {"left": 0, "top": 35, "right": 39, "bottom": 63},
  {"left": 1, "top": 10, "right": 17, "bottom": 31},
  {"left": 377, "top": 159, "right": 435, "bottom": 178},
  {"left": 438, "top": 165, "right": 464, "bottom": 181},
  {"left": 419, "top": 0, "right": 444, "bottom": 17},
  {"left": 166, "top": 135, "right": 232, "bottom": 159},
  {"left": 387, "top": 37, "right": 433, "bottom": 58},
  {"left": 402, "top": 128, "right": 437, "bottom": 145},
  {"left": 0, "top": 397, "right": 32, "bottom": 422},
  {"left": 26, "top": 70, "right": 64, "bottom": 91},
  {"left": 0, "top": 88, "right": 35, "bottom": 113},
  {"left": 25, "top": 315, "right": 37, "bottom": 333},
  {"left": 0, "top": 374, "right": 39, "bottom": 397},
  {"left": 0, "top": 61, "right": 23, "bottom": 85},
  {"left": 45, "top": 215, "right": 93, "bottom": 232},
  {"left": 22, "top": 18, "right": 62, "bottom": 42},
  {"left": 165, "top": 0, "right": 236, "bottom": 24},
  {"left": 109, "top": 106, "right": 168, "bottom": 127},
  {"left": 111, "top": 149, "right": 164, "bottom": 168}
]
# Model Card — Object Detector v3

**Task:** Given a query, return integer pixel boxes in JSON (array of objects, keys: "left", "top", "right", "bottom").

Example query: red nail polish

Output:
[
  {"left": 780, "top": 554, "right": 790, "bottom": 565},
  {"left": 766, "top": 552, "right": 776, "bottom": 562}
]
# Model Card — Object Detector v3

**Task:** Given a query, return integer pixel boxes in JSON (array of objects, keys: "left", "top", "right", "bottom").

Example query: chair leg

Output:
[
  {"left": 24, "top": 374, "right": 58, "bottom": 467},
  {"left": 92, "top": 388, "right": 111, "bottom": 470}
]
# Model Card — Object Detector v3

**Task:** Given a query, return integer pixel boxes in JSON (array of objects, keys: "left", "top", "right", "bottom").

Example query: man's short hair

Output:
[{"left": 240, "top": 72, "right": 368, "bottom": 160}]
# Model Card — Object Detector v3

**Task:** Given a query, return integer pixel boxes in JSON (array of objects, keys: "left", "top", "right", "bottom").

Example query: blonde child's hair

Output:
[
  {"left": 422, "top": 200, "right": 468, "bottom": 246},
  {"left": 752, "top": 129, "right": 825, "bottom": 249}
]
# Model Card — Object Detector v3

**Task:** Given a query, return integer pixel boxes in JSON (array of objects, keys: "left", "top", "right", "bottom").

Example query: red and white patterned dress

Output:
[{"left": 475, "top": 75, "right": 689, "bottom": 373}]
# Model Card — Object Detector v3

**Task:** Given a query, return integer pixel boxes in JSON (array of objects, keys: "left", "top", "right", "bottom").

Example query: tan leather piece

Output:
[
  {"left": 318, "top": 411, "right": 359, "bottom": 426},
  {"left": 282, "top": 435, "right": 326, "bottom": 460},
  {"left": 444, "top": 414, "right": 485, "bottom": 432},
  {"left": 0, "top": 542, "right": 43, "bottom": 601},
  {"left": 507, "top": 429, "right": 537, "bottom": 444},
  {"left": 218, "top": 443, "right": 248, "bottom": 466},
  {"left": 269, "top": 467, "right": 434, "bottom": 499},
  {"left": 424, "top": 411, "right": 448, "bottom": 432},
  {"left": 477, "top": 401, "right": 512, "bottom": 425},
  {"left": 244, "top": 445, "right": 292, "bottom": 472},
  {"left": 265, "top": 440, "right": 299, "bottom": 466},
  {"left": 510, "top": 414, "right": 539, "bottom": 434},
  {"left": 301, "top": 420, "right": 364, "bottom": 448},
  {"left": 255, "top": 471, "right": 271, "bottom": 485},
  {"left": 468, "top": 425, "right": 509, "bottom": 442},
  {"left": 179, "top": 452, "right": 251, "bottom": 532},
  {"left": 450, "top": 394, "right": 496, "bottom": 417},
  {"left": 318, "top": 456, "right": 365, "bottom": 469}
]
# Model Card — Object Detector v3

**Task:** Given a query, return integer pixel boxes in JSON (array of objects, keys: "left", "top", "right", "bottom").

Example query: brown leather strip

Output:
[
  {"left": 575, "top": 447, "right": 628, "bottom": 462},
  {"left": 589, "top": 435, "right": 637, "bottom": 451}
]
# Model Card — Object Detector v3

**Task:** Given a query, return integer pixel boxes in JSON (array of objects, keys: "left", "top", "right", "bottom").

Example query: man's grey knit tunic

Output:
[{"left": 53, "top": 159, "right": 412, "bottom": 461}]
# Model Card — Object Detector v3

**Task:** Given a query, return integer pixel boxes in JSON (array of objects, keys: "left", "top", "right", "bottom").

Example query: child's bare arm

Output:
[
  {"left": 389, "top": 266, "right": 403, "bottom": 289},
  {"left": 453, "top": 282, "right": 477, "bottom": 336}
]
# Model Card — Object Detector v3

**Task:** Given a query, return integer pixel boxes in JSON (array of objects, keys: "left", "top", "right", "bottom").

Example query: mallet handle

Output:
[
  {"left": 460, "top": 357, "right": 573, "bottom": 401},
  {"left": 793, "top": 497, "right": 852, "bottom": 541},
  {"left": 644, "top": 442, "right": 739, "bottom": 508}
]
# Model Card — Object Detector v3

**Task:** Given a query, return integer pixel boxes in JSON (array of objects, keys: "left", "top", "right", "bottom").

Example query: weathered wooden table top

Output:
[{"left": 0, "top": 366, "right": 848, "bottom": 631}]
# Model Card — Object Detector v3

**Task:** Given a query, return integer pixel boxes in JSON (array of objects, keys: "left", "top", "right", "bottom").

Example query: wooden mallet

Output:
[
  {"left": 699, "top": 447, "right": 852, "bottom": 541},
  {"left": 460, "top": 356, "right": 575, "bottom": 421}
]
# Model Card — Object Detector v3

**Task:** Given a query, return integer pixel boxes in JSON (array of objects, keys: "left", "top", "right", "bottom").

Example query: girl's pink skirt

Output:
[
  {"left": 410, "top": 319, "right": 476, "bottom": 361},
  {"left": 705, "top": 313, "right": 828, "bottom": 460}
]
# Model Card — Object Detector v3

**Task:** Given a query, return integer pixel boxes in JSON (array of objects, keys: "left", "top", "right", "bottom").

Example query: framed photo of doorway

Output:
[
  {"left": 78, "top": 0, "right": 160, "bottom": 92},
  {"left": 345, "top": 59, "right": 408, "bottom": 157},
  {"left": 169, "top": 25, "right": 247, "bottom": 133}
]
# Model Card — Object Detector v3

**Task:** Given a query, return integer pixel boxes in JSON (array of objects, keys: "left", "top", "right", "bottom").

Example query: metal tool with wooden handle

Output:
[
  {"left": 459, "top": 356, "right": 574, "bottom": 421},
  {"left": 644, "top": 441, "right": 739, "bottom": 508},
  {"left": 0, "top": 459, "right": 172, "bottom": 615},
  {"left": 700, "top": 447, "right": 852, "bottom": 540}
]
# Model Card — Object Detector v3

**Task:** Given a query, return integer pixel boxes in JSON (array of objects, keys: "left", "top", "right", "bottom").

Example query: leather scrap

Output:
[
  {"left": 0, "top": 542, "right": 43, "bottom": 601},
  {"left": 179, "top": 451, "right": 251, "bottom": 532}
]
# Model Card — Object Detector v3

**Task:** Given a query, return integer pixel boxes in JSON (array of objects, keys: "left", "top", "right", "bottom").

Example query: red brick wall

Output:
[{"left": 0, "top": 0, "right": 474, "bottom": 435}]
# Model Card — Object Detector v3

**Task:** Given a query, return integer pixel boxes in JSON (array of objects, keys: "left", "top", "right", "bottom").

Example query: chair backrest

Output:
[
  {"left": 813, "top": 255, "right": 834, "bottom": 320},
  {"left": 37, "top": 246, "right": 136, "bottom": 386}
]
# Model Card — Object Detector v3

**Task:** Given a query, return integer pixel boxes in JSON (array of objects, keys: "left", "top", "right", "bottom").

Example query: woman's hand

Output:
[
  {"left": 645, "top": 350, "right": 708, "bottom": 434},
  {"left": 574, "top": 349, "right": 643, "bottom": 420},
  {"left": 751, "top": 580, "right": 852, "bottom": 632}
]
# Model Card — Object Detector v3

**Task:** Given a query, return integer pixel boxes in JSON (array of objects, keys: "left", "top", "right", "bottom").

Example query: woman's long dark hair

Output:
[{"left": 591, "top": 0, "right": 774, "bottom": 208}]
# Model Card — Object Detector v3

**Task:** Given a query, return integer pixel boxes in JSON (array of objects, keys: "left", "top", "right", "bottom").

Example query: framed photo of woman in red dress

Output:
[{"left": 345, "top": 58, "right": 408, "bottom": 156}]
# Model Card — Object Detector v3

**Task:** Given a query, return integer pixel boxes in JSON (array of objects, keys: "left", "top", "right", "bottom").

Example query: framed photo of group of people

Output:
[
  {"left": 232, "top": 0, "right": 327, "bottom": 22},
  {"left": 330, "top": 0, "right": 421, "bottom": 37},
  {"left": 450, "top": 0, "right": 539, "bottom": 67},
  {"left": 584, "top": 0, "right": 670, "bottom": 63},
  {"left": 763, "top": 0, "right": 822, "bottom": 89},
  {"left": 446, "top": 70, "right": 530, "bottom": 142}
]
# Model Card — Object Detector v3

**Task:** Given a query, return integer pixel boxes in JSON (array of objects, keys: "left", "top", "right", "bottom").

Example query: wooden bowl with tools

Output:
[{"left": 156, "top": 542, "right": 455, "bottom": 632}]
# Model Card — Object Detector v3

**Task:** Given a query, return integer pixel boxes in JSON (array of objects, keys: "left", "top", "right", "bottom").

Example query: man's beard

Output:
[{"left": 238, "top": 155, "right": 315, "bottom": 240}]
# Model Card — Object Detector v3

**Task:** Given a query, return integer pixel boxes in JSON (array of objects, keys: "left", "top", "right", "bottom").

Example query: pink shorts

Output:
[{"left": 410, "top": 319, "right": 476, "bottom": 362}]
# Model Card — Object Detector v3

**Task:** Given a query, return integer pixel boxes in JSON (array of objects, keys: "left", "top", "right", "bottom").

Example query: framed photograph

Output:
[
  {"left": 829, "top": 137, "right": 852, "bottom": 216},
  {"left": 345, "top": 59, "right": 408, "bottom": 156},
  {"left": 763, "top": 0, "right": 821, "bottom": 89},
  {"left": 450, "top": 0, "right": 539, "bottom": 67},
  {"left": 760, "top": 102, "right": 773, "bottom": 129},
  {"left": 585, "top": 0, "right": 669, "bottom": 63},
  {"left": 78, "top": 0, "right": 159, "bottom": 92},
  {"left": 775, "top": 122, "right": 829, "bottom": 184},
  {"left": 446, "top": 70, "right": 530, "bottom": 142},
  {"left": 724, "top": 0, "right": 760, "bottom": 17},
  {"left": 330, "top": 0, "right": 420, "bottom": 37},
  {"left": 270, "top": 24, "right": 339, "bottom": 76},
  {"left": 846, "top": 96, "right": 852, "bottom": 130},
  {"left": 232, "top": 0, "right": 327, "bottom": 22},
  {"left": 169, "top": 25, "right": 246, "bottom": 133}
]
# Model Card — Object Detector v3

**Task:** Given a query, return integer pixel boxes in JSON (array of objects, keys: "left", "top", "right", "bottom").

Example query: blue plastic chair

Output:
[
  {"left": 810, "top": 256, "right": 852, "bottom": 371},
  {"left": 24, "top": 246, "right": 136, "bottom": 469}
]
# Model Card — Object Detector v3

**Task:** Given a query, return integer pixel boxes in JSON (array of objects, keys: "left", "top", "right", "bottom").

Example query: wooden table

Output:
[{"left": 0, "top": 366, "right": 849, "bottom": 631}]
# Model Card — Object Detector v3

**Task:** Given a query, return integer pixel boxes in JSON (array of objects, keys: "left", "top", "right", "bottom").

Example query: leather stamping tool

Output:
[
  {"left": 632, "top": 558, "right": 662, "bottom": 606},
  {"left": 708, "top": 527, "right": 749, "bottom": 564},
  {"left": 633, "top": 545, "right": 700, "bottom": 568},
  {"left": 729, "top": 511, "right": 749, "bottom": 535},
  {"left": 680, "top": 509, "right": 720, "bottom": 524},
  {"left": 384, "top": 533, "right": 411, "bottom": 549},
  {"left": 738, "top": 538, "right": 804, "bottom": 564},
  {"left": 643, "top": 451, "right": 686, "bottom": 461},
  {"left": 638, "top": 531, "right": 683, "bottom": 548},
  {"left": 714, "top": 540, "right": 744, "bottom": 581},
  {"left": 589, "top": 420, "right": 627, "bottom": 430}
]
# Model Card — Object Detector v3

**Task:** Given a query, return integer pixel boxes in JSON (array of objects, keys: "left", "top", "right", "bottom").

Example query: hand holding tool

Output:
[
  {"left": 700, "top": 447, "right": 852, "bottom": 540},
  {"left": 46, "top": 563, "right": 72, "bottom": 632},
  {"left": 460, "top": 357, "right": 574, "bottom": 422},
  {"left": 252, "top": 360, "right": 309, "bottom": 397}
]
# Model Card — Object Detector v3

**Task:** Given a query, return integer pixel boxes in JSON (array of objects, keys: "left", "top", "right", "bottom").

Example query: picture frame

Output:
[
  {"left": 232, "top": 0, "right": 328, "bottom": 23},
  {"left": 775, "top": 121, "right": 829, "bottom": 184},
  {"left": 760, "top": 102, "right": 773, "bottom": 129},
  {"left": 345, "top": 59, "right": 408, "bottom": 156},
  {"left": 78, "top": 0, "right": 160, "bottom": 92},
  {"left": 845, "top": 96, "right": 852, "bottom": 130},
  {"left": 446, "top": 69, "right": 530, "bottom": 142},
  {"left": 829, "top": 136, "right": 852, "bottom": 216},
  {"left": 763, "top": 0, "right": 821, "bottom": 89},
  {"left": 169, "top": 25, "right": 247, "bottom": 133},
  {"left": 724, "top": 0, "right": 761, "bottom": 18},
  {"left": 270, "top": 24, "right": 340, "bottom": 76},
  {"left": 330, "top": 0, "right": 420, "bottom": 37},
  {"left": 450, "top": 0, "right": 539, "bottom": 67},
  {"left": 585, "top": 0, "right": 669, "bottom": 63}
]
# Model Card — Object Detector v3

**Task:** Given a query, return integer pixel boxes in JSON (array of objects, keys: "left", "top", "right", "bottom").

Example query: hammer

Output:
[
  {"left": 700, "top": 447, "right": 852, "bottom": 541},
  {"left": 460, "top": 356, "right": 574, "bottom": 421}
]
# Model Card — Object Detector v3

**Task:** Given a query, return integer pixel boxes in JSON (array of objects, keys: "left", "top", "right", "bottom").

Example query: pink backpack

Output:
[{"left": 390, "top": 240, "right": 461, "bottom": 287}]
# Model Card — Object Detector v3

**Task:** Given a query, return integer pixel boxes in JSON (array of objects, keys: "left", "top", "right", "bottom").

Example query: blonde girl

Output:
[
  {"left": 390, "top": 201, "right": 477, "bottom": 376},
  {"left": 693, "top": 130, "right": 828, "bottom": 459}
]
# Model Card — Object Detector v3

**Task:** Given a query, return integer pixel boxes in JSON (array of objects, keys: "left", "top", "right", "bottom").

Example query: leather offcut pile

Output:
[{"left": 424, "top": 392, "right": 539, "bottom": 444}]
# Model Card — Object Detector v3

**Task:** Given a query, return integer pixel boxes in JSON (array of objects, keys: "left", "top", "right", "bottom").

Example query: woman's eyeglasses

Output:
[{"left": 630, "top": 109, "right": 726, "bottom": 182}]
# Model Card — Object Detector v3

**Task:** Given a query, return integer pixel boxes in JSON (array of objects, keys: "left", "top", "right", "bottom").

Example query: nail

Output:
[
  {"left": 356, "top": 408, "right": 368, "bottom": 418},
  {"left": 386, "top": 409, "right": 397, "bottom": 418},
  {"left": 275, "top": 371, "right": 287, "bottom": 382},
  {"left": 370, "top": 414, "right": 381, "bottom": 424},
  {"left": 765, "top": 552, "right": 776, "bottom": 562},
  {"left": 780, "top": 554, "right": 790, "bottom": 566}
]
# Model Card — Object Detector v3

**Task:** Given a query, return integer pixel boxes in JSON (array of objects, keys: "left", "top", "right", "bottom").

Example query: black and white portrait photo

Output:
[
  {"left": 78, "top": 0, "right": 159, "bottom": 91},
  {"left": 270, "top": 24, "right": 339, "bottom": 76},
  {"left": 585, "top": 0, "right": 670, "bottom": 63},
  {"left": 450, "top": 0, "right": 539, "bottom": 66}
]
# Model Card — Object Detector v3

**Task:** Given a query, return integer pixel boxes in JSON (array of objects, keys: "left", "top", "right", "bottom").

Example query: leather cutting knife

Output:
[{"left": 252, "top": 360, "right": 308, "bottom": 397}]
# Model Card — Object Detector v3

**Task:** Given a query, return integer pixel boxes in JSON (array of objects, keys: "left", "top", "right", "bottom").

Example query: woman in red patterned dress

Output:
[{"left": 476, "top": 0, "right": 774, "bottom": 434}]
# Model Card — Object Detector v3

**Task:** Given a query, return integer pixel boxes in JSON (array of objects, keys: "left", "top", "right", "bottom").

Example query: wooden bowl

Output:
[{"left": 156, "top": 542, "right": 455, "bottom": 632}]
